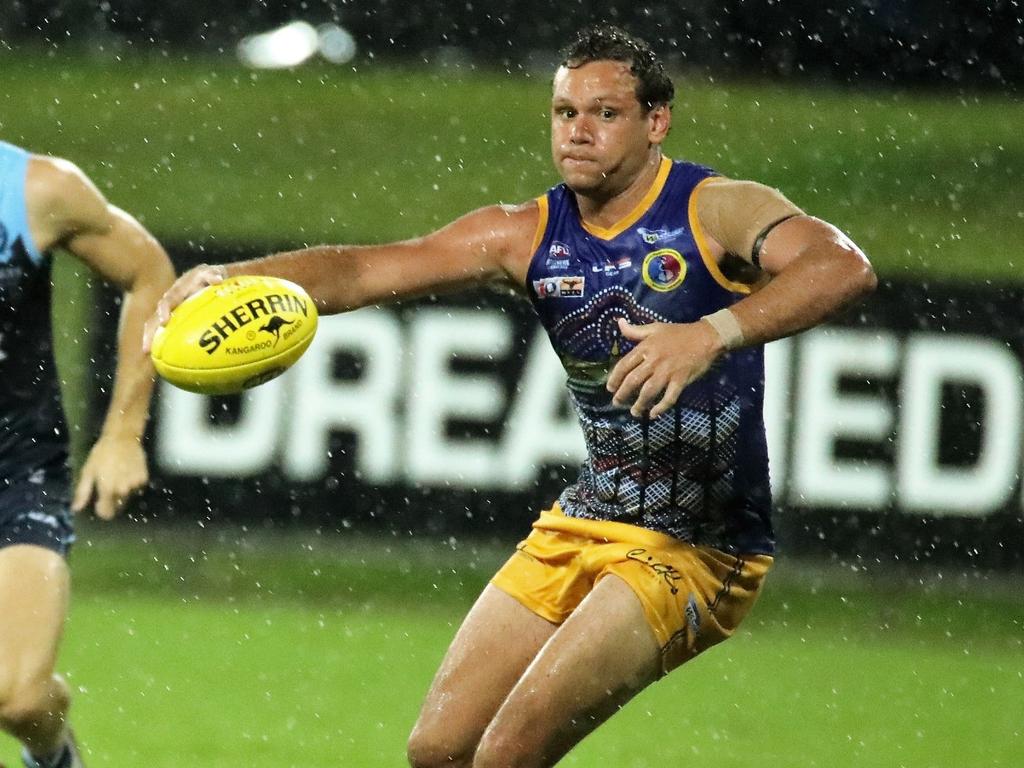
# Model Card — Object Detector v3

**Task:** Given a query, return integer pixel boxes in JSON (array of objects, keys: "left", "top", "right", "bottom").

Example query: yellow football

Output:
[{"left": 151, "top": 275, "right": 318, "bottom": 395}]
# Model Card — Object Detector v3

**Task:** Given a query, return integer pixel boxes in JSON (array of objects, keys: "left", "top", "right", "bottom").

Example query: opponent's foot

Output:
[{"left": 21, "top": 731, "right": 83, "bottom": 768}]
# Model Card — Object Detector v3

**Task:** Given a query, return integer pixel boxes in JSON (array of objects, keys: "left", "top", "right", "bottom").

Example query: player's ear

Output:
[{"left": 646, "top": 103, "right": 671, "bottom": 143}]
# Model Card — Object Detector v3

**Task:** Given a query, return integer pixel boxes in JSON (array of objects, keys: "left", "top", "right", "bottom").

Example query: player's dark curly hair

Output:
[{"left": 559, "top": 24, "right": 674, "bottom": 113}]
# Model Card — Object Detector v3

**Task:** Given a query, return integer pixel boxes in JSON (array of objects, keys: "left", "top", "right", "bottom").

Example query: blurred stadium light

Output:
[
  {"left": 316, "top": 22, "right": 357, "bottom": 64},
  {"left": 237, "top": 20, "right": 319, "bottom": 69},
  {"left": 237, "top": 20, "right": 356, "bottom": 69}
]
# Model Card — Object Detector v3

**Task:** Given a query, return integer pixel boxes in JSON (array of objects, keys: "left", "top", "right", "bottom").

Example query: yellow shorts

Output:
[{"left": 491, "top": 506, "right": 773, "bottom": 673}]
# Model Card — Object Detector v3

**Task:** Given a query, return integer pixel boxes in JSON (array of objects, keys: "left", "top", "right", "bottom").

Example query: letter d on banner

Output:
[{"left": 897, "top": 334, "right": 1023, "bottom": 516}]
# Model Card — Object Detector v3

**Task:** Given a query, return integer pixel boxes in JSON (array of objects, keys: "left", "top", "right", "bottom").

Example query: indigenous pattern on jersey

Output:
[
  {"left": 526, "top": 157, "right": 773, "bottom": 554},
  {"left": 0, "top": 140, "right": 68, "bottom": 483}
]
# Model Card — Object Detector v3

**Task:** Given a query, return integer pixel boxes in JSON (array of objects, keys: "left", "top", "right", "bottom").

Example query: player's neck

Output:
[{"left": 575, "top": 151, "right": 663, "bottom": 230}]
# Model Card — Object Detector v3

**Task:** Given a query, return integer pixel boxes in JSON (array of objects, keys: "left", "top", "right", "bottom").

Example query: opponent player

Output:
[
  {"left": 0, "top": 141, "right": 174, "bottom": 768},
  {"left": 146, "top": 25, "right": 876, "bottom": 768}
]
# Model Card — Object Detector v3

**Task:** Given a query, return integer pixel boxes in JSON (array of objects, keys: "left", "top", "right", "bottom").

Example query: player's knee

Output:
[
  {"left": 407, "top": 720, "right": 474, "bottom": 768},
  {"left": 0, "top": 672, "right": 69, "bottom": 732}
]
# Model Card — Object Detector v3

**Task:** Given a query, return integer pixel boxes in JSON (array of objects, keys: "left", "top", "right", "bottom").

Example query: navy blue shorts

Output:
[{"left": 0, "top": 465, "right": 75, "bottom": 556}]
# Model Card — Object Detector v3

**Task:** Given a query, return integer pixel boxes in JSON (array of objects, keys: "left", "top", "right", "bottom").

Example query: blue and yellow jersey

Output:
[
  {"left": 526, "top": 157, "right": 773, "bottom": 554},
  {"left": 0, "top": 140, "right": 67, "bottom": 478}
]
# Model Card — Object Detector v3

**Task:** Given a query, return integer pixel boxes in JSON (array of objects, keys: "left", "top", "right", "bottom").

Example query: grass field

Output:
[
  {"left": 0, "top": 523, "right": 1018, "bottom": 767},
  {"left": 0, "top": 49, "right": 1022, "bottom": 281}
]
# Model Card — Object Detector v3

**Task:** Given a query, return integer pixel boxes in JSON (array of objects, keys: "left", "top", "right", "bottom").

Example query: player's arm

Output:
[
  {"left": 26, "top": 157, "right": 176, "bottom": 519},
  {"left": 144, "top": 201, "right": 540, "bottom": 347},
  {"left": 694, "top": 177, "right": 877, "bottom": 345},
  {"left": 608, "top": 179, "right": 876, "bottom": 417}
]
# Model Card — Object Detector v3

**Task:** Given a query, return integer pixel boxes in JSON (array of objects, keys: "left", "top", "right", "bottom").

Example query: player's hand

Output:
[
  {"left": 606, "top": 318, "right": 724, "bottom": 419},
  {"left": 142, "top": 263, "right": 228, "bottom": 353},
  {"left": 72, "top": 433, "right": 149, "bottom": 520}
]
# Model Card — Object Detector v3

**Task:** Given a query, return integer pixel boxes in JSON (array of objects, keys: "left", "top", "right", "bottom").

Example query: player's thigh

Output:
[
  {"left": 0, "top": 545, "right": 71, "bottom": 692},
  {"left": 411, "top": 584, "right": 557, "bottom": 755},
  {"left": 478, "top": 573, "right": 660, "bottom": 766}
]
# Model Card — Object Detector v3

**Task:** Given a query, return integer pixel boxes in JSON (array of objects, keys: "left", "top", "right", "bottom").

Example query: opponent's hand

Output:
[
  {"left": 606, "top": 318, "right": 724, "bottom": 419},
  {"left": 72, "top": 433, "right": 149, "bottom": 520},
  {"left": 142, "top": 263, "right": 228, "bottom": 353}
]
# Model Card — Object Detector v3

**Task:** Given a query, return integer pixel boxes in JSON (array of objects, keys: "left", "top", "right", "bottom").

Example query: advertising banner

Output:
[{"left": 138, "top": 247, "right": 1024, "bottom": 568}]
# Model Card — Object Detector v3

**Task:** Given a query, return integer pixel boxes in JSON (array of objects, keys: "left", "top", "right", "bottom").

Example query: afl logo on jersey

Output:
[
  {"left": 641, "top": 249, "right": 686, "bottom": 292},
  {"left": 546, "top": 241, "right": 572, "bottom": 269}
]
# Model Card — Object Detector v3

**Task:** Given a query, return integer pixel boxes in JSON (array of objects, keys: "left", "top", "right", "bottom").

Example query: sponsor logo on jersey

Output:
[
  {"left": 559, "top": 276, "right": 585, "bottom": 296},
  {"left": 545, "top": 241, "right": 572, "bottom": 269},
  {"left": 532, "top": 275, "right": 585, "bottom": 299},
  {"left": 642, "top": 249, "right": 687, "bottom": 292},
  {"left": 638, "top": 226, "right": 687, "bottom": 244},
  {"left": 591, "top": 256, "right": 633, "bottom": 275}
]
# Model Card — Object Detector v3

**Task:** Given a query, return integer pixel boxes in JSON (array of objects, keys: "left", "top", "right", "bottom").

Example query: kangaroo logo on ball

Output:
[{"left": 259, "top": 315, "right": 294, "bottom": 345}]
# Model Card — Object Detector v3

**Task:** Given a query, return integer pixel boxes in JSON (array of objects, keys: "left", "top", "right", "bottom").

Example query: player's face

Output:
[{"left": 551, "top": 60, "right": 669, "bottom": 198}]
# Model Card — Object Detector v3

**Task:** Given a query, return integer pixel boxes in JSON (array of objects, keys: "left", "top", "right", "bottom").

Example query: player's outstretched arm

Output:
[
  {"left": 143, "top": 201, "right": 539, "bottom": 351},
  {"left": 609, "top": 180, "right": 876, "bottom": 418},
  {"left": 27, "top": 156, "right": 176, "bottom": 519}
]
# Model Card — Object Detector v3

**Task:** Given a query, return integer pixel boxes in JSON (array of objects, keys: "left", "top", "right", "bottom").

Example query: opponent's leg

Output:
[
  {"left": 407, "top": 585, "right": 558, "bottom": 768},
  {"left": 0, "top": 545, "right": 74, "bottom": 763},
  {"left": 473, "top": 574, "right": 661, "bottom": 768}
]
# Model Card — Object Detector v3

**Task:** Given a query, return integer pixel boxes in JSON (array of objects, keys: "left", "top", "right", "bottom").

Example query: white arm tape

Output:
[{"left": 702, "top": 308, "right": 745, "bottom": 350}]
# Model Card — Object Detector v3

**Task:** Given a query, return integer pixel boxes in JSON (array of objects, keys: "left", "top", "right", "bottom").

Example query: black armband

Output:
[{"left": 751, "top": 213, "right": 801, "bottom": 267}]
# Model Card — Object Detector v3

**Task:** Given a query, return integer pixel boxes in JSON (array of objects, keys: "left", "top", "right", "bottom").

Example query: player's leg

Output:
[
  {"left": 472, "top": 573, "right": 661, "bottom": 768},
  {"left": 0, "top": 545, "right": 74, "bottom": 761},
  {"left": 407, "top": 584, "right": 558, "bottom": 768}
]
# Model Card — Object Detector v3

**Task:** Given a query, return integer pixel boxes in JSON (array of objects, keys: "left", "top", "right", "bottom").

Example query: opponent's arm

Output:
[
  {"left": 608, "top": 179, "right": 876, "bottom": 417},
  {"left": 27, "top": 157, "right": 176, "bottom": 519},
  {"left": 144, "top": 201, "right": 539, "bottom": 347}
]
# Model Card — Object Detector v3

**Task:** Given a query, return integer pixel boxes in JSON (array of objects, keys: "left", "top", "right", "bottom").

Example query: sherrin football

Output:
[{"left": 150, "top": 275, "right": 318, "bottom": 395}]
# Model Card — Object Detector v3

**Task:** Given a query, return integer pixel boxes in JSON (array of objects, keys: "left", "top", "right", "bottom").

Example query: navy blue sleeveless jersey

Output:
[
  {"left": 0, "top": 140, "right": 68, "bottom": 480},
  {"left": 526, "top": 157, "right": 773, "bottom": 554}
]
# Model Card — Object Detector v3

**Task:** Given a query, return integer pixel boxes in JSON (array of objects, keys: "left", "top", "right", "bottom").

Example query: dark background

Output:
[{"left": 5, "top": 0, "right": 1023, "bottom": 87}]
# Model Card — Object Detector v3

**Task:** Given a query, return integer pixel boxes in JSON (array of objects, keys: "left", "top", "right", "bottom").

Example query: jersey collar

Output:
[{"left": 578, "top": 156, "right": 672, "bottom": 241}]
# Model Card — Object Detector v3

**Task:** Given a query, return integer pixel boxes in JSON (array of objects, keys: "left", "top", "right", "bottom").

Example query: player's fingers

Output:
[
  {"left": 630, "top": 374, "right": 667, "bottom": 418},
  {"left": 648, "top": 379, "right": 686, "bottom": 420},
  {"left": 121, "top": 472, "right": 149, "bottom": 499},
  {"left": 159, "top": 281, "right": 194, "bottom": 319},
  {"left": 188, "top": 264, "right": 227, "bottom": 297},
  {"left": 617, "top": 318, "right": 654, "bottom": 340},
  {"left": 71, "top": 471, "right": 94, "bottom": 514},
  {"left": 164, "top": 265, "right": 226, "bottom": 319},
  {"left": 607, "top": 346, "right": 645, "bottom": 392},
  {"left": 155, "top": 293, "right": 174, "bottom": 324},
  {"left": 100, "top": 479, "right": 144, "bottom": 521},
  {"left": 142, "top": 315, "right": 161, "bottom": 354},
  {"left": 147, "top": 266, "right": 227, "bottom": 352},
  {"left": 94, "top": 490, "right": 119, "bottom": 521},
  {"left": 611, "top": 362, "right": 651, "bottom": 408}
]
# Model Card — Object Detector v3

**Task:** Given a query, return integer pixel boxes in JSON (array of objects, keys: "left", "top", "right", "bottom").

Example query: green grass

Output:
[
  {"left": 1, "top": 50, "right": 1022, "bottom": 281},
  {"left": 0, "top": 523, "right": 1018, "bottom": 767}
]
